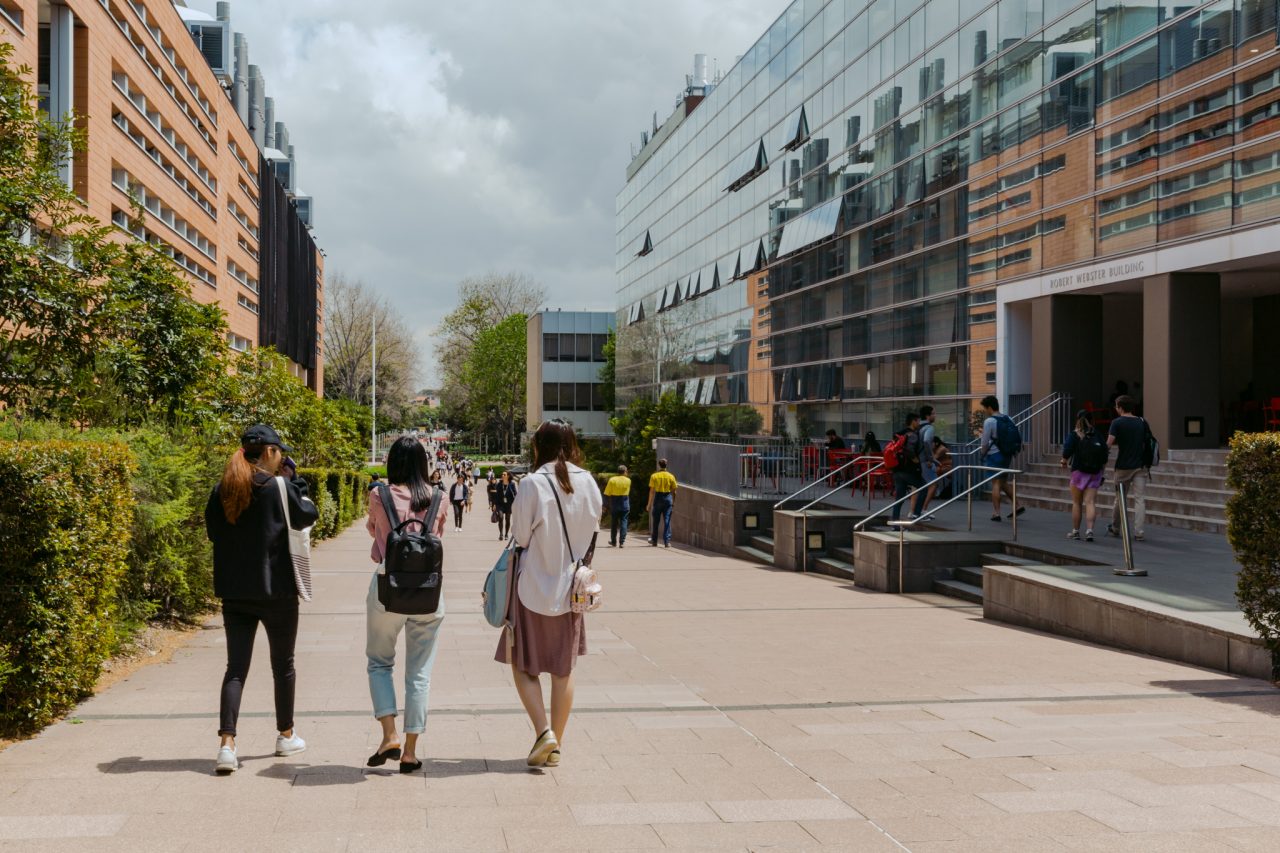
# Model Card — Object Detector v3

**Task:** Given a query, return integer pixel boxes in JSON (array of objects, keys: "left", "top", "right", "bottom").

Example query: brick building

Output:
[{"left": 0, "top": 0, "right": 322, "bottom": 390}]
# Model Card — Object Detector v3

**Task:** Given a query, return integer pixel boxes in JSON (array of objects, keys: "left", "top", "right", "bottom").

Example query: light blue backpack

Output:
[{"left": 482, "top": 542, "right": 516, "bottom": 628}]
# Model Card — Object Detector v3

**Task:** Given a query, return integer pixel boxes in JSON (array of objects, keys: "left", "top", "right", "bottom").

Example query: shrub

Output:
[
  {"left": 296, "top": 468, "right": 335, "bottom": 540},
  {"left": 1228, "top": 432, "right": 1280, "bottom": 680},
  {"left": 0, "top": 441, "right": 135, "bottom": 736}
]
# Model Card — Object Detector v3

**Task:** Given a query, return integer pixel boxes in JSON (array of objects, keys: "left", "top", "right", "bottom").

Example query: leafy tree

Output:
[
  {"left": 608, "top": 391, "right": 710, "bottom": 512},
  {"left": 322, "top": 274, "right": 419, "bottom": 425},
  {"left": 461, "top": 314, "right": 527, "bottom": 453},
  {"left": 599, "top": 328, "right": 616, "bottom": 412},
  {"left": 709, "top": 405, "right": 763, "bottom": 437}
]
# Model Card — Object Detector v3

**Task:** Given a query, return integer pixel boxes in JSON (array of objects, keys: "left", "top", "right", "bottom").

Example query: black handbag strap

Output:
[{"left": 542, "top": 473, "right": 596, "bottom": 567}]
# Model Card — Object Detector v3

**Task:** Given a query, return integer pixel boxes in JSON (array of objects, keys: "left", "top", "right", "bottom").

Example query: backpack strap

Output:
[
  {"left": 422, "top": 486, "right": 444, "bottom": 531},
  {"left": 377, "top": 483, "right": 401, "bottom": 528}
]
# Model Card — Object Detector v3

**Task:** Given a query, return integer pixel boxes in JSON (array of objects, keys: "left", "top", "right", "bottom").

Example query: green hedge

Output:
[
  {"left": 1228, "top": 432, "right": 1280, "bottom": 680},
  {"left": 0, "top": 442, "right": 135, "bottom": 736},
  {"left": 297, "top": 468, "right": 371, "bottom": 541}
]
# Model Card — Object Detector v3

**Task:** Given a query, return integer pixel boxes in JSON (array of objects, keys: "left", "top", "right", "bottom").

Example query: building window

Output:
[
  {"left": 227, "top": 332, "right": 252, "bottom": 352},
  {"left": 542, "top": 382, "right": 605, "bottom": 412},
  {"left": 237, "top": 294, "right": 259, "bottom": 314},
  {"left": 543, "top": 333, "right": 610, "bottom": 363}
]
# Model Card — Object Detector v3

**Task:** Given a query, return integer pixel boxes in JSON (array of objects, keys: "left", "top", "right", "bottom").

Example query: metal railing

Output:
[
  {"left": 854, "top": 465, "right": 1022, "bottom": 592},
  {"left": 775, "top": 458, "right": 888, "bottom": 574},
  {"left": 951, "top": 392, "right": 1074, "bottom": 469},
  {"left": 1113, "top": 480, "right": 1145, "bottom": 576},
  {"left": 774, "top": 454, "right": 882, "bottom": 511}
]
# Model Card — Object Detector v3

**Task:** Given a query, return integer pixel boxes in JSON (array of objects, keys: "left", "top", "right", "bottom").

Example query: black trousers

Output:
[
  {"left": 219, "top": 597, "right": 299, "bottom": 737},
  {"left": 498, "top": 509, "right": 511, "bottom": 538},
  {"left": 452, "top": 500, "right": 465, "bottom": 528}
]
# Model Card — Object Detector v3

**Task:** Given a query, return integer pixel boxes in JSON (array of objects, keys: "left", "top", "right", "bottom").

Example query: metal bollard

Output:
[{"left": 1113, "top": 480, "right": 1146, "bottom": 577}]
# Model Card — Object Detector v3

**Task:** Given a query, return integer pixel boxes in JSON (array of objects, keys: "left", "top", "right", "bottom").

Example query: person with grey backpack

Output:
[{"left": 364, "top": 436, "right": 448, "bottom": 774}]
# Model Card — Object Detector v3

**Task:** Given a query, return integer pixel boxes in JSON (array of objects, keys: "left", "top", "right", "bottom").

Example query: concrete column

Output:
[
  {"left": 1030, "top": 294, "right": 1103, "bottom": 409},
  {"left": 48, "top": 2, "right": 75, "bottom": 187},
  {"left": 1142, "top": 273, "right": 1221, "bottom": 451}
]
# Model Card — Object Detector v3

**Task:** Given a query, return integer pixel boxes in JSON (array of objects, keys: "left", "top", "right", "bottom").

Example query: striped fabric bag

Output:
[{"left": 275, "top": 476, "right": 314, "bottom": 602}]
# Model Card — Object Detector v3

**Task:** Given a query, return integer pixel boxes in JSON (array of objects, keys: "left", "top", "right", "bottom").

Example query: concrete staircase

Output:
[
  {"left": 1010, "top": 448, "right": 1231, "bottom": 534},
  {"left": 932, "top": 552, "right": 1058, "bottom": 604},
  {"left": 734, "top": 534, "right": 776, "bottom": 567}
]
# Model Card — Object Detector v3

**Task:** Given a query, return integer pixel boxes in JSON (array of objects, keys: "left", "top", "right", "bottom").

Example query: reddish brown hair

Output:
[{"left": 219, "top": 443, "right": 278, "bottom": 523}]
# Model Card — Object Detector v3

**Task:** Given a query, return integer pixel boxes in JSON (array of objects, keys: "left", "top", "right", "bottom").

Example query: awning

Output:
[
  {"left": 775, "top": 196, "right": 843, "bottom": 258},
  {"left": 716, "top": 253, "right": 736, "bottom": 288},
  {"left": 724, "top": 139, "right": 768, "bottom": 192},
  {"left": 635, "top": 230, "right": 653, "bottom": 257},
  {"left": 699, "top": 375, "right": 716, "bottom": 404},
  {"left": 779, "top": 105, "right": 810, "bottom": 152},
  {"left": 684, "top": 377, "right": 701, "bottom": 403},
  {"left": 736, "top": 240, "right": 765, "bottom": 279}
]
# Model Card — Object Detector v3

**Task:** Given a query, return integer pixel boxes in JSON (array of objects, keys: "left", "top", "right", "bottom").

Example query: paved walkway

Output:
[{"left": 4, "top": 509, "right": 1280, "bottom": 851}]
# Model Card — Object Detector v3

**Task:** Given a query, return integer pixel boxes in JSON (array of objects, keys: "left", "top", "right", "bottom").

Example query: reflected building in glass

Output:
[{"left": 616, "top": 0, "right": 1280, "bottom": 450}]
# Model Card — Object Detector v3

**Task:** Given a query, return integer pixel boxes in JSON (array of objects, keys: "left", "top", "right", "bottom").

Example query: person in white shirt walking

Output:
[
  {"left": 448, "top": 475, "right": 469, "bottom": 532},
  {"left": 494, "top": 420, "right": 602, "bottom": 768}
]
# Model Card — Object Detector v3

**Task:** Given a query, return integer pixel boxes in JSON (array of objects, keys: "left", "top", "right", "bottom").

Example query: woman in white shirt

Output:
[{"left": 495, "top": 420, "right": 602, "bottom": 768}]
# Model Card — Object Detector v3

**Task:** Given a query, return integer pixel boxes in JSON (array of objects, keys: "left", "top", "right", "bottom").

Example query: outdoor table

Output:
[{"left": 739, "top": 452, "right": 761, "bottom": 488}]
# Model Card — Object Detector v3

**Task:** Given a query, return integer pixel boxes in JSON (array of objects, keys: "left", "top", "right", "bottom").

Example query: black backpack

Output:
[
  {"left": 376, "top": 483, "right": 444, "bottom": 615},
  {"left": 1141, "top": 418, "right": 1160, "bottom": 468},
  {"left": 1074, "top": 430, "right": 1109, "bottom": 474}
]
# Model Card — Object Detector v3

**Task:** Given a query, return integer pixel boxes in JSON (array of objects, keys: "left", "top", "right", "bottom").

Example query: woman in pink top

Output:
[{"left": 365, "top": 436, "right": 447, "bottom": 774}]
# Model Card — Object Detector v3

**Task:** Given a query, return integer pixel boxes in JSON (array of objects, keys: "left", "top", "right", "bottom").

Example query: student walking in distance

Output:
[
  {"left": 495, "top": 420, "right": 602, "bottom": 768},
  {"left": 912, "top": 405, "right": 938, "bottom": 519},
  {"left": 647, "top": 459, "right": 678, "bottom": 547},
  {"left": 1062, "top": 409, "right": 1109, "bottom": 542},
  {"left": 889, "top": 412, "right": 923, "bottom": 523},
  {"left": 605, "top": 465, "right": 632, "bottom": 547},
  {"left": 979, "top": 395, "right": 1024, "bottom": 522},
  {"left": 1108, "top": 394, "right": 1149, "bottom": 541},
  {"left": 495, "top": 470, "right": 517, "bottom": 541},
  {"left": 449, "top": 474, "right": 468, "bottom": 532},
  {"left": 365, "top": 437, "right": 447, "bottom": 774},
  {"left": 204, "top": 425, "right": 319, "bottom": 775}
]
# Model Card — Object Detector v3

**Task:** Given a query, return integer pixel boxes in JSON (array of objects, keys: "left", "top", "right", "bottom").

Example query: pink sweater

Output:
[{"left": 366, "top": 484, "right": 447, "bottom": 563}]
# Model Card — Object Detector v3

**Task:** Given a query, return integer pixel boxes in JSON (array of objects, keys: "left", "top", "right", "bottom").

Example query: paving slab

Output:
[{"left": 1, "top": 507, "right": 1280, "bottom": 850}]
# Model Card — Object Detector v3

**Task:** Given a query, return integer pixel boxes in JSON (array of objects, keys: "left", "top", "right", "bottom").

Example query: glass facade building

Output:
[{"left": 616, "top": 0, "right": 1280, "bottom": 447}]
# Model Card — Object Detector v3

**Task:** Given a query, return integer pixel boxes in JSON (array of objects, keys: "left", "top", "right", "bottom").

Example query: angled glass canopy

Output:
[
  {"left": 776, "top": 196, "right": 842, "bottom": 258},
  {"left": 779, "top": 105, "right": 810, "bottom": 152},
  {"left": 636, "top": 230, "right": 653, "bottom": 256},
  {"left": 724, "top": 139, "right": 768, "bottom": 192}
]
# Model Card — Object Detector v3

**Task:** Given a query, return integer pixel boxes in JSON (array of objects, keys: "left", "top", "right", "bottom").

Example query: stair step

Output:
[
  {"left": 953, "top": 566, "right": 984, "bottom": 587},
  {"left": 734, "top": 545, "right": 775, "bottom": 567},
  {"left": 750, "top": 535, "right": 775, "bottom": 554},
  {"left": 933, "top": 578, "right": 984, "bottom": 603},
  {"left": 980, "top": 553, "right": 1043, "bottom": 569},
  {"left": 831, "top": 546, "right": 857, "bottom": 564},
  {"left": 1005, "top": 494, "right": 1227, "bottom": 534},
  {"left": 810, "top": 556, "right": 856, "bottom": 581}
]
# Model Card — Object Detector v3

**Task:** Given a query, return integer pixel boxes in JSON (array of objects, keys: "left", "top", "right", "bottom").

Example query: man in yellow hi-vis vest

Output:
[{"left": 646, "top": 458, "right": 678, "bottom": 548}]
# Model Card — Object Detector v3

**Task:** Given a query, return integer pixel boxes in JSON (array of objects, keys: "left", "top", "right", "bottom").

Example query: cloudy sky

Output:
[{"left": 185, "top": 0, "right": 784, "bottom": 384}]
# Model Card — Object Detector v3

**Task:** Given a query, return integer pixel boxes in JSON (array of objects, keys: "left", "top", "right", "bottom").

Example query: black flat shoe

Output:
[
  {"left": 399, "top": 758, "right": 422, "bottom": 774},
  {"left": 366, "top": 746, "right": 402, "bottom": 767}
]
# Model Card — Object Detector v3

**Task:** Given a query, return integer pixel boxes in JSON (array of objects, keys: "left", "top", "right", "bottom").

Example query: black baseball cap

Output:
[{"left": 241, "top": 424, "right": 292, "bottom": 453}]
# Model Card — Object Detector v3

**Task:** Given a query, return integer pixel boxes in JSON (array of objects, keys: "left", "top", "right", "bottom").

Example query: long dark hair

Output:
[
  {"left": 386, "top": 436, "right": 433, "bottom": 512},
  {"left": 532, "top": 419, "right": 582, "bottom": 494}
]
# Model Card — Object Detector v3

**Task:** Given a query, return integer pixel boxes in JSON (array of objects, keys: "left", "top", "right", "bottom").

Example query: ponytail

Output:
[
  {"left": 220, "top": 448, "right": 256, "bottom": 524},
  {"left": 554, "top": 449, "right": 573, "bottom": 494}
]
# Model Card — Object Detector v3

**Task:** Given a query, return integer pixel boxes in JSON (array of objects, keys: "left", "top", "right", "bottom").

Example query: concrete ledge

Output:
[
  {"left": 983, "top": 564, "right": 1273, "bottom": 680},
  {"left": 853, "top": 531, "right": 1006, "bottom": 593},
  {"left": 772, "top": 509, "right": 862, "bottom": 571},
  {"left": 670, "top": 485, "right": 776, "bottom": 556}
]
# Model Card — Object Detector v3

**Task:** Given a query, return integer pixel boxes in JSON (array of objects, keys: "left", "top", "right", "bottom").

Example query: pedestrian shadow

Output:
[
  {"left": 255, "top": 762, "right": 372, "bottom": 785},
  {"left": 99, "top": 754, "right": 275, "bottom": 775}
]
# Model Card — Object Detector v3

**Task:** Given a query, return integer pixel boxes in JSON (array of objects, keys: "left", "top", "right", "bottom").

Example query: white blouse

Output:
[{"left": 512, "top": 462, "right": 603, "bottom": 617}]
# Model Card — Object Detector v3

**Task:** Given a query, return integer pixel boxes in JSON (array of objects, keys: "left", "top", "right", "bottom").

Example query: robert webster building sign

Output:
[{"left": 1047, "top": 260, "right": 1148, "bottom": 292}]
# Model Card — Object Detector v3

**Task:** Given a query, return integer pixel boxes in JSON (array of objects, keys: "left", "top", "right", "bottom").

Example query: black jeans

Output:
[
  {"left": 498, "top": 509, "right": 511, "bottom": 538},
  {"left": 219, "top": 597, "right": 299, "bottom": 737},
  {"left": 451, "top": 500, "right": 465, "bottom": 529}
]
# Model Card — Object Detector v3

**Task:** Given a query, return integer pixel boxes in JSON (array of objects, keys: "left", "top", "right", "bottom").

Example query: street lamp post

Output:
[{"left": 371, "top": 319, "right": 377, "bottom": 465}]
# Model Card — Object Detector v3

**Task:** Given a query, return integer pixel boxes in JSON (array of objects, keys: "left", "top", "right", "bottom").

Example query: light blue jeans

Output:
[{"left": 366, "top": 572, "right": 445, "bottom": 734}]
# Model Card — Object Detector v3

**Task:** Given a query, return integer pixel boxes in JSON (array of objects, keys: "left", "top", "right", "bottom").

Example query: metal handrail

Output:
[
  {"left": 796, "top": 460, "right": 886, "bottom": 513},
  {"left": 952, "top": 392, "right": 1070, "bottom": 463},
  {"left": 775, "top": 454, "right": 879, "bottom": 510},
  {"left": 854, "top": 464, "right": 1022, "bottom": 593},
  {"left": 854, "top": 464, "right": 1022, "bottom": 533}
]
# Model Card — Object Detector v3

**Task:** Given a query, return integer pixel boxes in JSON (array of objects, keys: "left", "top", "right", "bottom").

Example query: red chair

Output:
[
  {"left": 1265, "top": 397, "right": 1280, "bottom": 432},
  {"left": 826, "top": 448, "right": 854, "bottom": 485},
  {"left": 802, "top": 445, "right": 822, "bottom": 479}
]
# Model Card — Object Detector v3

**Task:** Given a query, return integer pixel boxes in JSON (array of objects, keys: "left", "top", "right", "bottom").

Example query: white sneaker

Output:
[
  {"left": 1067, "top": 529, "right": 1079, "bottom": 540},
  {"left": 275, "top": 731, "right": 306, "bottom": 757},
  {"left": 215, "top": 745, "right": 238, "bottom": 774}
]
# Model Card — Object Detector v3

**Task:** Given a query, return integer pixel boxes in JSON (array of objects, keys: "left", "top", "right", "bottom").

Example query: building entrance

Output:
[{"left": 1003, "top": 270, "right": 1280, "bottom": 452}]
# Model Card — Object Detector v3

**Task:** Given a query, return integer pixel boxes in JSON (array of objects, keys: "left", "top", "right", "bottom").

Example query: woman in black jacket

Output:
[{"left": 204, "top": 424, "right": 319, "bottom": 775}]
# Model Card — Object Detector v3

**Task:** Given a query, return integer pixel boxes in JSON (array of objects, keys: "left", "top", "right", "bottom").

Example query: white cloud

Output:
[{"left": 183, "top": 0, "right": 784, "bottom": 383}]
